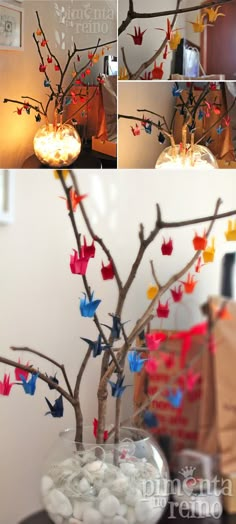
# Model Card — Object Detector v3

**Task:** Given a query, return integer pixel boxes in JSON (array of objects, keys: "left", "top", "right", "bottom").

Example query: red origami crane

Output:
[
  {"left": 101, "top": 261, "right": 115, "bottom": 280},
  {"left": 128, "top": 26, "right": 147, "bottom": 45},
  {"left": 171, "top": 322, "right": 207, "bottom": 368},
  {"left": 16, "top": 107, "right": 23, "bottom": 115},
  {"left": 0, "top": 374, "right": 14, "bottom": 396},
  {"left": 160, "top": 352, "right": 175, "bottom": 369},
  {"left": 60, "top": 188, "right": 87, "bottom": 212},
  {"left": 152, "top": 62, "right": 164, "bottom": 80},
  {"left": 192, "top": 230, "right": 207, "bottom": 251},
  {"left": 82, "top": 237, "right": 95, "bottom": 259},
  {"left": 178, "top": 369, "right": 201, "bottom": 391},
  {"left": 41, "top": 39, "right": 48, "bottom": 47},
  {"left": 180, "top": 273, "right": 197, "bottom": 294},
  {"left": 70, "top": 249, "right": 89, "bottom": 275},
  {"left": 47, "top": 55, "right": 52, "bottom": 63},
  {"left": 156, "top": 300, "right": 170, "bottom": 318},
  {"left": 161, "top": 237, "right": 173, "bottom": 256},
  {"left": 93, "top": 418, "right": 109, "bottom": 441},
  {"left": 131, "top": 124, "right": 141, "bottom": 136},
  {"left": 224, "top": 115, "right": 231, "bottom": 127},
  {"left": 195, "top": 256, "right": 205, "bottom": 274},
  {"left": 14, "top": 359, "right": 30, "bottom": 381},
  {"left": 163, "top": 44, "right": 169, "bottom": 60},
  {"left": 170, "top": 285, "right": 183, "bottom": 303},
  {"left": 146, "top": 331, "right": 166, "bottom": 350},
  {"left": 54, "top": 64, "right": 60, "bottom": 71},
  {"left": 39, "top": 64, "right": 46, "bottom": 72}
]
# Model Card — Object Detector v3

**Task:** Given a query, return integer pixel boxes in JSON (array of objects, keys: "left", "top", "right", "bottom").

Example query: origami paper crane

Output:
[
  {"left": 36, "top": 28, "right": 42, "bottom": 36},
  {"left": 178, "top": 369, "right": 201, "bottom": 392},
  {"left": 20, "top": 373, "right": 39, "bottom": 395},
  {"left": 180, "top": 273, "right": 197, "bottom": 294},
  {"left": 47, "top": 55, "right": 52, "bottom": 63},
  {"left": 128, "top": 351, "right": 147, "bottom": 372},
  {"left": 41, "top": 38, "right": 48, "bottom": 47},
  {"left": 0, "top": 374, "right": 14, "bottom": 396},
  {"left": 131, "top": 124, "right": 141, "bottom": 136},
  {"left": 128, "top": 26, "right": 147, "bottom": 45},
  {"left": 216, "top": 125, "right": 225, "bottom": 135},
  {"left": 160, "top": 352, "right": 175, "bottom": 369},
  {"left": 171, "top": 322, "right": 207, "bottom": 368},
  {"left": 166, "top": 388, "right": 183, "bottom": 408},
  {"left": 14, "top": 359, "right": 30, "bottom": 381},
  {"left": 16, "top": 107, "right": 23, "bottom": 115},
  {"left": 44, "top": 80, "right": 51, "bottom": 87},
  {"left": 198, "top": 109, "right": 204, "bottom": 121},
  {"left": 108, "top": 376, "right": 128, "bottom": 398},
  {"left": 39, "top": 64, "right": 46, "bottom": 72},
  {"left": 161, "top": 237, "right": 173, "bottom": 256},
  {"left": 163, "top": 44, "right": 168, "bottom": 60},
  {"left": 224, "top": 115, "right": 231, "bottom": 127},
  {"left": 146, "top": 331, "right": 166, "bottom": 350},
  {"left": 144, "top": 122, "right": 152, "bottom": 135},
  {"left": 169, "top": 30, "right": 182, "bottom": 50},
  {"left": 172, "top": 85, "right": 182, "bottom": 97},
  {"left": 195, "top": 256, "right": 205, "bottom": 274},
  {"left": 156, "top": 18, "right": 181, "bottom": 41},
  {"left": 213, "top": 104, "right": 221, "bottom": 115},
  {"left": 189, "top": 14, "right": 212, "bottom": 33},
  {"left": 46, "top": 373, "right": 59, "bottom": 390},
  {"left": 156, "top": 300, "right": 170, "bottom": 318},
  {"left": 170, "top": 285, "right": 183, "bottom": 303},
  {"left": 205, "top": 137, "right": 214, "bottom": 147},
  {"left": 92, "top": 53, "right": 100, "bottom": 64},
  {"left": 45, "top": 395, "right": 64, "bottom": 417},
  {"left": 79, "top": 292, "right": 101, "bottom": 317},
  {"left": 145, "top": 358, "right": 158, "bottom": 376},
  {"left": 204, "top": 6, "right": 225, "bottom": 22},
  {"left": 35, "top": 114, "right": 41, "bottom": 122},
  {"left": 143, "top": 411, "right": 158, "bottom": 428},
  {"left": 203, "top": 238, "right": 215, "bottom": 263},
  {"left": 158, "top": 132, "right": 166, "bottom": 144},
  {"left": 60, "top": 188, "right": 87, "bottom": 212},
  {"left": 101, "top": 314, "right": 127, "bottom": 340},
  {"left": 119, "top": 67, "right": 129, "bottom": 81},
  {"left": 81, "top": 334, "right": 110, "bottom": 358},
  {"left": 54, "top": 64, "right": 60, "bottom": 71},
  {"left": 225, "top": 220, "right": 236, "bottom": 241},
  {"left": 82, "top": 237, "right": 95, "bottom": 259},
  {"left": 152, "top": 62, "right": 164, "bottom": 80},
  {"left": 146, "top": 285, "right": 159, "bottom": 300},
  {"left": 70, "top": 250, "right": 89, "bottom": 276},
  {"left": 93, "top": 418, "right": 109, "bottom": 441},
  {"left": 193, "top": 230, "right": 207, "bottom": 251},
  {"left": 101, "top": 261, "right": 115, "bottom": 280}
]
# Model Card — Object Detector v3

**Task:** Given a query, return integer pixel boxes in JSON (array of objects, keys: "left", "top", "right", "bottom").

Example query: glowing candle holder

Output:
[
  {"left": 33, "top": 123, "right": 81, "bottom": 168},
  {"left": 155, "top": 144, "right": 218, "bottom": 170}
]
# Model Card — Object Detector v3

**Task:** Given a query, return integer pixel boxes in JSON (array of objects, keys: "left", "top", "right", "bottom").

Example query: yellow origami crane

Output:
[
  {"left": 53, "top": 170, "right": 69, "bottom": 180},
  {"left": 92, "top": 53, "right": 100, "bottom": 64},
  {"left": 203, "top": 238, "right": 215, "bottom": 263},
  {"left": 189, "top": 14, "right": 212, "bottom": 33},
  {"left": 146, "top": 285, "right": 159, "bottom": 300},
  {"left": 225, "top": 220, "right": 236, "bottom": 241},
  {"left": 169, "top": 30, "right": 182, "bottom": 51},
  {"left": 204, "top": 6, "right": 225, "bottom": 22},
  {"left": 119, "top": 67, "right": 129, "bottom": 80}
]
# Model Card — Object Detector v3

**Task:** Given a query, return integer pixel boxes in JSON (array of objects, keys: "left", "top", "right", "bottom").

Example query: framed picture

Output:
[
  {"left": 0, "top": 1, "right": 24, "bottom": 50},
  {"left": 0, "top": 170, "right": 14, "bottom": 224}
]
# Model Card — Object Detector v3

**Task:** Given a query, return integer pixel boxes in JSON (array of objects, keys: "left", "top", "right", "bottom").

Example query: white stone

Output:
[
  {"left": 117, "top": 504, "right": 128, "bottom": 517},
  {"left": 98, "top": 487, "right": 111, "bottom": 500},
  {"left": 73, "top": 501, "right": 93, "bottom": 520},
  {"left": 120, "top": 463, "right": 137, "bottom": 477},
  {"left": 134, "top": 500, "right": 153, "bottom": 522},
  {"left": 83, "top": 508, "right": 102, "bottom": 524},
  {"left": 41, "top": 475, "right": 54, "bottom": 497},
  {"left": 69, "top": 519, "right": 82, "bottom": 524},
  {"left": 99, "top": 495, "right": 121, "bottom": 517},
  {"left": 125, "top": 488, "right": 142, "bottom": 506},
  {"left": 111, "top": 476, "right": 129, "bottom": 496},
  {"left": 48, "top": 514, "right": 63, "bottom": 524},
  {"left": 45, "top": 489, "right": 72, "bottom": 518},
  {"left": 79, "top": 477, "right": 91, "bottom": 493},
  {"left": 113, "top": 517, "right": 128, "bottom": 524},
  {"left": 85, "top": 460, "right": 103, "bottom": 472},
  {"left": 126, "top": 507, "right": 136, "bottom": 524}
]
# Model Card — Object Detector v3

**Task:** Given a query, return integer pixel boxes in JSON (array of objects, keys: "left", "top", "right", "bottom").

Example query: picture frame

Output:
[
  {"left": 0, "top": 170, "right": 14, "bottom": 224},
  {"left": 0, "top": 1, "right": 24, "bottom": 50}
]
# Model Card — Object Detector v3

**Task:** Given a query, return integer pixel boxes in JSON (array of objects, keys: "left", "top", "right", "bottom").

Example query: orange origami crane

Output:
[
  {"left": 152, "top": 62, "right": 164, "bottom": 80},
  {"left": 192, "top": 230, "right": 207, "bottom": 251},
  {"left": 225, "top": 220, "right": 236, "bottom": 241},
  {"left": 189, "top": 14, "right": 212, "bottom": 33},
  {"left": 203, "top": 238, "right": 215, "bottom": 263},
  {"left": 180, "top": 273, "right": 197, "bottom": 294},
  {"left": 146, "top": 285, "right": 159, "bottom": 300},
  {"left": 204, "top": 6, "right": 226, "bottom": 22},
  {"left": 60, "top": 188, "right": 87, "bottom": 212}
]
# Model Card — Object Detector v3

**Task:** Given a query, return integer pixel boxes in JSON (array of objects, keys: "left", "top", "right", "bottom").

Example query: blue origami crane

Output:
[
  {"left": 143, "top": 411, "right": 158, "bottom": 428},
  {"left": 216, "top": 125, "right": 225, "bottom": 135},
  {"left": 65, "top": 97, "right": 72, "bottom": 105},
  {"left": 45, "top": 395, "right": 64, "bottom": 417},
  {"left": 172, "top": 85, "right": 182, "bottom": 97},
  {"left": 44, "top": 79, "right": 51, "bottom": 87},
  {"left": 205, "top": 137, "right": 214, "bottom": 147},
  {"left": 166, "top": 388, "right": 183, "bottom": 408},
  {"left": 80, "top": 292, "right": 101, "bottom": 318},
  {"left": 128, "top": 351, "right": 146, "bottom": 372},
  {"left": 101, "top": 315, "right": 128, "bottom": 340},
  {"left": 81, "top": 334, "right": 110, "bottom": 358},
  {"left": 198, "top": 109, "right": 204, "bottom": 121},
  {"left": 158, "top": 132, "right": 165, "bottom": 144},
  {"left": 20, "top": 372, "right": 39, "bottom": 395},
  {"left": 144, "top": 122, "right": 152, "bottom": 134},
  {"left": 46, "top": 373, "right": 59, "bottom": 390},
  {"left": 108, "top": 376, "right": 128, "bottom": 398}
]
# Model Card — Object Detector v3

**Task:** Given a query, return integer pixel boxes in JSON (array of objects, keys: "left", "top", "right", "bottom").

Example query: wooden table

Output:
[{"left": 22, "top": 147, "right": 117, "bottom": 170}]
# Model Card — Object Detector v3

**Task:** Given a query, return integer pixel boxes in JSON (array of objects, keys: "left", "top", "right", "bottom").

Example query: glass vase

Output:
[
  {"left": 155, "top": 144, "right": 218, "bottom": 170},
  {"left": 33, "top": 123, "right": 81, "bottom": 168},
  {"left": 41, "top": 426, "right": 169, "bottom": 524}
]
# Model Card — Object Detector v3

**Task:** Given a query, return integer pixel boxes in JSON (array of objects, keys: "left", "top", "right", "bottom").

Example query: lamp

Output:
[{"left": 33, "top": 123, "right": 81, "bottom": 168}]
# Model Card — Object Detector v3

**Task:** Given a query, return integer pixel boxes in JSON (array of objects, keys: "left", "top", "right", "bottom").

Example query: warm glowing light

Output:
[
  {"left": 34, "top": 123, "right": 81, "bottom": 167},
  {"left": 155, "top": 144, "right": 218, "bottom": 170}
]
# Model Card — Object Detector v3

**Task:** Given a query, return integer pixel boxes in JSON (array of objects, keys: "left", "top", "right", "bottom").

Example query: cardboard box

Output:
[
  {"left": 92, "top": 137, "right": 117, "bottom": 158},
  {"left": 222, "top": 474, "right": 236, "bottom": 513}
]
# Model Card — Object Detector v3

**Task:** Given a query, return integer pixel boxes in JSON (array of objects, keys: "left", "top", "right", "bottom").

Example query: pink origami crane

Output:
[
  {"left": 14, "top": 359, "right": 30, "bottom": 381},
  {"left": 170, "top": 285, "right": 183, "bottom": 303},
  {"left": 178, "top": 369, "right": 201, "bottom": 391},
  {"left": 146, "top": 331, "right": 166, "bottom": 350},
  {"left": 160, "top": 352, "right": 175, "bottom": 369},
  {"left": 131, "top": 124, "right": 141, "bottom": 136},
  {"left": 0, "top": 374, "right": 14, "bottom": 396},
  {"left": 82, "top": 237, "right": 95, "bottom": 259},
  {"left": 70, "top": 249, "right": 89, "bottom": 275},
  {"left": 161, "top": 237, "right": 173, "bottom": 256},
  {"left": 156, "top": 300, "right": 170, "bottom": 318},
  {"left": 101, "top": 261, "right": 115, "bottom": 280},
  {"left": 128, "top": 26, "right": 147, "bottom": 45}
]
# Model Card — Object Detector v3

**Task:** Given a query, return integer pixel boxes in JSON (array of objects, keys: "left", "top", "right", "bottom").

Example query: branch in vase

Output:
[
  {"left": 63, "top": 86, "right": 99, "bottom": 125},
  {"left": 35, "top": 11, "right": 62, "bottom": 75},
  {"left": 32, "top": 32, "right": 56, "bottom": 101},
  {"left": 3, "top": 98, "right": 46, "bottom": 117}
]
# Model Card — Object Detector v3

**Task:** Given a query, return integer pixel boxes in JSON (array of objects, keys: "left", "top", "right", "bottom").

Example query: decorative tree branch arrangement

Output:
[
  {"left": 119, "top": 82, "right": 236, "bottom": 165},
  {"left": 1, "top": 171, "right": 236, "bottom": 449},
  {"left": 3, "top": 11, "right": 116, "bottom": 129},
  {"left": 119, "top": 0, "right": 231, "bottom": 80}
]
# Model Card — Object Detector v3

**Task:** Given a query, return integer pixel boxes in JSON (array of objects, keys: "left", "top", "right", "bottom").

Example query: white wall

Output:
[
  {"left": 1, "top": 170, "right": 236, "bottom": 523},
  {"left": 0, "top": 0, "right": 117, "bottom": 168},
  {"left": 118, "top": 0, "right": 200, "bottom": 79}
]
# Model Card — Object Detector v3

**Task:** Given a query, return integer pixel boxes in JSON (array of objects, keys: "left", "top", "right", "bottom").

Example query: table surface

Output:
[{"left": 22, "top": 147, "right": 117, "bottom": 170}]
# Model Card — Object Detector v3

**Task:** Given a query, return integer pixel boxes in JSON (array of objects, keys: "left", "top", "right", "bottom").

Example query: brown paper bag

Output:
[{"left": 198, "top": 297, "right": 236, "bottom": 474}]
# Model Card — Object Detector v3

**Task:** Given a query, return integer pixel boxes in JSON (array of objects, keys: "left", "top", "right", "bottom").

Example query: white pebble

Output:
[
  {"left": 134, "top": 500, "right": 153, "bottom": 522},
  {"left": 118, "top": 504, "right": 128, "bottom": 517},
  {"left": 99, "top": 495, "right": 120, "bottom": 517},
  {"left": 113, "top": 517, "right": 128, "bottom": 524},
  {"left": 73, "top": 501, "right": 92, "bottom": 520},
  {"left": 79, "top": 477, "right": 91, "bottom": 493},
  {"left": 98, "top": 488, "right": 111, "bottom": 500},
  {"left": 69, "top": 519, "right": 82, "bottom": 524},
  {"left": 126, "top": 507, "right": 136, "bottom": 524},
  {"left": 120, "top": 463, "right": 137, "bottom": 477},
  {"left": 111, "top": 476, "right": 129, "bottom": 496},
  {"left": 85, "top": 460, "right": 103, "bottom": 472},
  {"left": 45, "top": 489, "right": 72, "bottom": 518},
  {"left": 48, "top": 514, "right": 63, "bottom": 524},
  {"left": 83, "top": 508, "right": 102, "bottom": 524},
  {"left": 41, "top": 475, "right": 54, "bottom": 497},
  {"left": 125, "top": 488, "right": 142, "bottom": 506}
]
